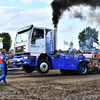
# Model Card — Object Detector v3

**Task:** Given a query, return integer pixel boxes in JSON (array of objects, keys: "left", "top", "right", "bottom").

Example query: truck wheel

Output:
[
  {"left": 60, "top": 70, "right": 74, "bottom": 75},
  {"left": 60, "top": 70, "right": 68, "bottom": 75},
  {"left": 37, "top": 59, "right": 50, "bottom": 74},
  {"left": 23, "top": 65, "right": 35, "bottom": 73},
  {"left": 78, "top": 62, "right": 89, "bottom": 75}
]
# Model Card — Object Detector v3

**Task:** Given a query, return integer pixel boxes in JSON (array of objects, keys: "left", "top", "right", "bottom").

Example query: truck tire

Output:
[
  {"left": 60, "top": 70, "right": 74, "bottom": 75},
  {"left": 60, "top": 70, "right": 68, "bottom": 75},
  {"left": 78, "top": 62, "right": 89, "bottom": 75},
  {"left": 23, "top": 65, "right": 35, "bottom": 73},
  {"left": 37, "top": 59, "right": 50, "bottom": 74}
]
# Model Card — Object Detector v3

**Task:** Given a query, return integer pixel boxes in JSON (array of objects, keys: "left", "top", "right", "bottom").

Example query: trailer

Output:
[{"left": 13, "top": 25, "right": 90, "bottom": 75}]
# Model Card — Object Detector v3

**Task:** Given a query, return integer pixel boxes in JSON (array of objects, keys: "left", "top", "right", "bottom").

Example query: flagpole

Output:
[{"left": 64, "top": 40, "right": 65, "bottom": 51}]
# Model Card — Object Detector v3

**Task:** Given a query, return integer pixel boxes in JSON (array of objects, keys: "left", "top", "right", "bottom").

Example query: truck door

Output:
[
  {"left": 45, "top": 29, "right": 54, "bottom": 54},
  {"left": 30, "top": 28, "right": 45, "bottom": 56}
]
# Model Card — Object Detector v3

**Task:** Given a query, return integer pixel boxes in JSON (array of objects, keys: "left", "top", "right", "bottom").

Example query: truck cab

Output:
[{"left": 14, "top": 25, "right": 54, "bottom": 56}]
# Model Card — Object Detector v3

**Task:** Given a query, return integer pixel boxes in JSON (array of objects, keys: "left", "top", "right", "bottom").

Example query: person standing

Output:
[{"left": 0, "top": 49, "right": 9, "bottom": 85}]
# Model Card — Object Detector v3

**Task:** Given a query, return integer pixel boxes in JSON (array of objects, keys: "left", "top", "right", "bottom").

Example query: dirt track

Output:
[{"left": 0, "top": 70, "right": 100, "bottom": 100}]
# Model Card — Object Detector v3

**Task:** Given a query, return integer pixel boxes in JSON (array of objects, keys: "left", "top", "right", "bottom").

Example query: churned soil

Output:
[{"left": 0, "top": 70, "right": 100, "bottom": 100}]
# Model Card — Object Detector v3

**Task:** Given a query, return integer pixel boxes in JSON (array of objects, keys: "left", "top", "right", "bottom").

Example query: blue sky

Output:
[
  {"left": 0, "top": 0, "right": 50, "bottom": 9},
  {"left": 0, "top": 0, "right": 100, "bottom": 50}
]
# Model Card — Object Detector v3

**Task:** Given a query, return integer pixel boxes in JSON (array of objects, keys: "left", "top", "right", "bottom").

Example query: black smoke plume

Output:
[{"left": 51, "top": 0, "right": 100, "bottom": 28}]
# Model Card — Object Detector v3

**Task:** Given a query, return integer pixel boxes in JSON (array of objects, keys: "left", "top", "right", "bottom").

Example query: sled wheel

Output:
[{"left": 37, "top": 59, "right": 50, "bottom": 74}]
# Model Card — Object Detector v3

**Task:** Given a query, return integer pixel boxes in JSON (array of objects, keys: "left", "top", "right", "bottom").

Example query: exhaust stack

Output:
[{"left": 54, "top": 27, "right": 57, "bottom": 54}]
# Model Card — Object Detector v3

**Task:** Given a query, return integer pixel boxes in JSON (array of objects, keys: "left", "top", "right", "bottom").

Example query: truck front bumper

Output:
[{"left": 13, "top": 55, "right": 37, "bottom": 67}]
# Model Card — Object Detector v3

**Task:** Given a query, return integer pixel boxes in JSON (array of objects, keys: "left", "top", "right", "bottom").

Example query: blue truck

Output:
[{"left": 13, "top": 25, "right": 90, "bottom": 75}]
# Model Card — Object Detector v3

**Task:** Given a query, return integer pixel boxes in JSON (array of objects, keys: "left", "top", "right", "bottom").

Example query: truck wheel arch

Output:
[
  {"left": 78, "top": 61, "right": 89, "bottom": 67},
  {"left": 38, "top": 53, "right": 52, "bottom": 69}
]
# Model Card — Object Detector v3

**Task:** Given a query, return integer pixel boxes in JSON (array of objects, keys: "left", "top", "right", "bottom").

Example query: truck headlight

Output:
[{"left": 24, "top": 56, "right": 28, "bottom": 59}]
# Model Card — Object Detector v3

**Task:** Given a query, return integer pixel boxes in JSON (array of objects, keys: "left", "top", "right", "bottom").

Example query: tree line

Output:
[
  {"left": 0, "top": 32, "right": 12, "bottom": 52},
  {"left": 78, "top": 26, "right": 99, "bottom": 51}
]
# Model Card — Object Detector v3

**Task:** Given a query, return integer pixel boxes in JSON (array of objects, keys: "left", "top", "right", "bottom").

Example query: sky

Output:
[{"left": 0, "top": 0, "right": 100, "bottom": 50}]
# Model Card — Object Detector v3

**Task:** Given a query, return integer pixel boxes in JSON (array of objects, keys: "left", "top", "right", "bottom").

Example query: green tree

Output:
[
  {"left": 0, "top": 32, "right": 12, "bottom": 51},
  {"left": 78, "top": 26, "right": 99, "bottom": 50}
]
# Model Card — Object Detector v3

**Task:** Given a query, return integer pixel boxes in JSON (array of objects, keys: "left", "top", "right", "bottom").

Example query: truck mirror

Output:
[
  {"left": 34, "top": 31, "right": 38, "bottom": 37},
  {"left": 34, "top": 31, "right": 36, "bottom": 37}
]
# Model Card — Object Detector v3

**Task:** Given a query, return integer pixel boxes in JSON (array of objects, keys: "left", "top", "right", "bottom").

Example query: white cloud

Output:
[
  {"left": 10, "top": 0, "right": 16, "bottom": 1},
  {"left": 86, "top": 7, "right": 100, "bottom": 28},
  {"left": 0, "top": 2, "right": 3, "bottom": 4},
  {"left": 20, "top": 0, "right": 53, "bottom": 3},
  {"left": 21, "top": 0, "right": 33, "bottom": 3},
  {"left": 38, "top": 0, "right": 53, "bottom": 3},
  {"left": 0, "top": 6, "right": 52, "bottom": 28}
]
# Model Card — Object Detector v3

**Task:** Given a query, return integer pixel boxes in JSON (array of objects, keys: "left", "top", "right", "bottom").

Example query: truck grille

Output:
[{"left": 15, "top": 46, "right": 25, "bottom": 53}]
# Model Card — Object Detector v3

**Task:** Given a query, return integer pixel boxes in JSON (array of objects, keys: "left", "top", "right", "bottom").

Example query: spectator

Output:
[
  {"left": 84, "top": 50, "right": 87, "bottom": 54},
  {"left": 0, "top": 49, "right": 9, "bottom": 85}
]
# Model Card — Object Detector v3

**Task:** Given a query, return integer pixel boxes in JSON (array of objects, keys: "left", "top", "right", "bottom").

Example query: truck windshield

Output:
[{"left": 15, "top": 30, "right": 31, "bottom": 42}]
